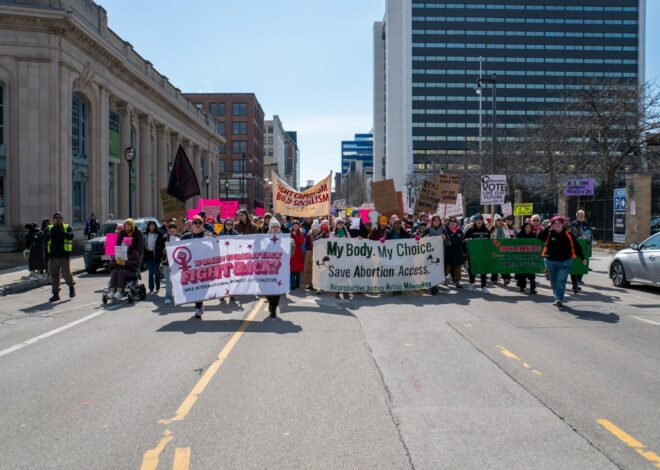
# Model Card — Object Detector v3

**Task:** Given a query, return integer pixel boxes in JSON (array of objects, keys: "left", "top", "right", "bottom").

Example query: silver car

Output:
[{"left": 609, "top": 232, "right": 660, "bottom": 287}]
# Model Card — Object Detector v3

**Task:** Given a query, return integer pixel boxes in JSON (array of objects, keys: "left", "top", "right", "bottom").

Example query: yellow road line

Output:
[
  {"left": 496, "top": 345, "right": 521, "bottom": 361},
  {"left": 159, "top": 299, "right": 265, "bottom": 425},
  {"left": 140, "top": 429, "right": 173, "bottom": 470},
  {"left": 598, "top": 419, "right": 660, "bottom": 467},
  {"left": 172, "top": 447, "right": 191, "bottom": 470}
]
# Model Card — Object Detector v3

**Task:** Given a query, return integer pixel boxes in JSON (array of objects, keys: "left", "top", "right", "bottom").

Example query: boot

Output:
[
  {"left": 529, "top": 280, "right": 537, "bottom": 295},
  {"left": 68, "top": 284, "right": 76, "bottom": 298},
  {"left": 49, "top": 290, "right": 60, "bottom": 302},
  {"left": 269, "top": 303, "right": 277, "bottom": 318}
]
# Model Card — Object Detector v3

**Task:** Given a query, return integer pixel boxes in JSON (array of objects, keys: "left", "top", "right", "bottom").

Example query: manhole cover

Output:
[
  {"left": 3, "top": 316, "right": 55, "bottom": 325},
  {"left": 568, "top": 304, "right": 613, "bottom": 313}
]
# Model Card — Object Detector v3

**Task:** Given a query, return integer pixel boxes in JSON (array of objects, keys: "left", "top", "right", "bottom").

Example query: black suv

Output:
[{"left": 83, "top": 218, "right": 160, "bottom": 273}]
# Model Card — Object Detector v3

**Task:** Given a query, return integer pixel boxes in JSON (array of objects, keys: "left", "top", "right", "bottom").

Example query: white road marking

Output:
[
  {"left": 631, "top": 315, "right": 660, "bottom": 326},
  {"left": 0, "top": 303, "right": 103, "bottom": 358}
]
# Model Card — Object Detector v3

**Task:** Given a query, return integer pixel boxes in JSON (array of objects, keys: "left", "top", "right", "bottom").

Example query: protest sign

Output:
[
  {"left": 350, "top": 217, "right": 361, "bottom": 230},
  {"left": 438, "top": 174, "right": 460, "bottom": 204},
  {"left": 160, "top": 188, "right": 187, "bottom": 220},
  {"left": 501, "top": 202, "right": 513, "bottom": 217},
  {"left": 187, "top": 209, "right": 200, "bottom": 220},
  {"left": 219, "top": 200, "right": 239, "bottom": 219},
  {"left": 466, "top": 239, "right": 589, "bottom": 275},
  {"left": 114, "top": 245, "right": 128, "bottom": 261},
  {"left": 213, "top": 223, "right": 223, "bottom": 235},
  {"left": 255, "top": 207, "right": 265, "bottom": 217},
  {"left": 565, "top": 179, "right": 595, "bottom": 197},
  {"left": 165, "top": 234, "right": 291, "bottom": 306},
  {"left": 396, "top": 191, "right": 405, "bottom": 215},
  {"left": 273, "top": 172, "right": 331, "bottom": 217},
  {"left": 513, "top": 203, "right": 533, "bottom": 216},
  {"left": 371, "top": 179, "right": 399, "bottom": 214},
  {"left": 414, "top": 179, "right": 441, "bottom": 214},
  {"left": 313, "top": 237, "right": 445, "bottom": 293},
  {"left": 358, "top": 209, "right": 371, "bottom": 223},
  {"left": 104, "top": 233, "right": 118, "bottom": 257},
  {"left": 438, "top": 193, "right": 463, "bottom": 217},
  {"left": 480, "top": 175, "right": 507, "bottom": 205}
]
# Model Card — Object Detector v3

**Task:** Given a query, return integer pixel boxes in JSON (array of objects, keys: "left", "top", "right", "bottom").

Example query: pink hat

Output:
[{"left": 550, "top": 215, "right": 565, "bottom": 224}]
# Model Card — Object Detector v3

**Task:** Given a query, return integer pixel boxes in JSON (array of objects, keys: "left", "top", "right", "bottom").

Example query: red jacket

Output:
[{"left": 290, "top": 231, "right": 305, "bottom": 273}]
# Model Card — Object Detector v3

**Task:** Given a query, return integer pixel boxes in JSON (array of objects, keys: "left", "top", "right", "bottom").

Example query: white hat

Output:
[
  {"left": 269, "top": 219, "right": 281, "bottom": 229},
  {"left": 311, "top": 220, "right": 321, "bottom": 230}
]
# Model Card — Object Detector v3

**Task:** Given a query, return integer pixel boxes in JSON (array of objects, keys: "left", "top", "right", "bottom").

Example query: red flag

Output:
[{"left": 167, "top": 145, "right": 200, "bottom": 202}]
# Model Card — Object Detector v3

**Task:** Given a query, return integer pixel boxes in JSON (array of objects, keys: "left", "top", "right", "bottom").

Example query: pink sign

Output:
[
  {"left": 187, "top": 208, "right": 200, "bottom": 220},
  {"left": 255, "top": 207, "right": 265, "bottom": 216},
  {"left": 220, "top": 200, "right": 239, "bottom": 219},
  {"left": 199, "top": 199, "right": 221, "bottom": 220},
  {"left": 359, "top": 209, "right": 370, "bottom": 223},
  {"left": 104, "top": 233, "right": 118, "bottom": 256}
]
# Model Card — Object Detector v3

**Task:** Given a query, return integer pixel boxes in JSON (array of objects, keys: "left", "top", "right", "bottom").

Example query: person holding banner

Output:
[
  {"left": 260, "top": 213, "right": 273, "bottom": 234},
  {"left": 290, "top": 220, "right": 305, "bottom": 290},
  {"left": 422, "top": 215, "right": 445, "bottom": 294},
  {"left": 218, "top": 218, "right": 239, "bottom": 237},
  {"left": 368, "top": 216, "right": 389, "bottom": 241},
  {"left": 443, "top": 217, "right": 465, "bottom": 289},
  {"left": 266, "top": 219, "right": 284, "bottom": 318},
  {"left": 539, "top": 216, "right": 586, "bottom": 309},
  {"left": 464, "top": 215, "right": 491, "bottom": 293},
  {"left": 181, "top": 215, "right": 214, "bottom": 318},
  {"left": 490, "top": 215, "right": 511, "bottom": 286},
  {"left": 235, "top": 210, "right": 259, "bottom": 235},
  {"left": 386, "top": 219, "right": 410, "bottom": 297},
  {"left": 514, "top": 222, "right": 538, "bottom": 295},
  {"left": 330, "top": 218, "right": 352, "bottom": 299}
]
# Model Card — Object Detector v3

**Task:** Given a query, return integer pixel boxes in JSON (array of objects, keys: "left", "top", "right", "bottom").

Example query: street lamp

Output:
[
  {"left": 406, "top": 181, "right": 414, "bottom": 207},
  {"left": 203, "top": 175, "right": 211, "bottom": 198},
  {"left": 475, "top": 73, "right": 497, "bottom": 174},
  {"left": 124, "top": 146, "right": 136, "bottom": 217},
  {"left": 241, "top": 153, "right": 253, "bottom": 207},
  {"left": 224, "top": 181, "right": 230, "bottom": 200}
]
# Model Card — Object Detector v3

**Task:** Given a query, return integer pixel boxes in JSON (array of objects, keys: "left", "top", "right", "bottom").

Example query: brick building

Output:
[{"left": 184, "top": 93, "right": 265, "bottom": 211}]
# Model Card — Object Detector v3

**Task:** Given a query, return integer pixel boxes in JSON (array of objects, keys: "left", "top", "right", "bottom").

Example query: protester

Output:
[
  {"left": 490, "top": 215, "right": 511, "bottom": 286},
  {"left": 422, "top": 214, "right": 445, "bottom": 294},
  {"left": 143, "top": 221, "right": 162, "bottom": 294},
  {"left": 161, "top": 222, "right": 180, "bottom": 305},
  {"left": 234, "top": 209, "right": 259, "bottom": 235},
  {"left": 443, "top": 216, "right": 465, "bottom": 289},
  {"left": 302, "top": 217, "right": 314, "bottom": 234},
  {"left": 368, "top": 216, "right": 389, "bottom": 241},
  {"left": 266, "top": 219, "right": 284, "bottom": 318},
  {"left": 530, "top": 214, "right": 543, "bottom": 235},
  {"left": 84, "top": 212, "right": 100, "bottom": 240},
  {"left": 571, "top": 209, "right": 592, "bottom": 286},
  {"left": 218, "top": 217, "right": 239, "bottom": 236},
  {"left": 290, "top": 220, "right": 305, "bottom": 290},
  {"left": 261, "top": 213, "right": 273, "bottom": 234},
  {"left": 386, "top": 219, "right": 410, "bottom": 240},
  {"left": 565, "top": 223, "right": 583, "bottom": 294},
  {"left": 464, "top": 214, "right": 490, "bottom": 293},
  {"left": 181, "top": 215, "right": 214, "bottom": 318},
  {"left": 25, "top": 223, "right": 46, "bottom": 276},
  {"left": 319, "top": 219, "right": 331, "bottom": 238},
  {"left": 331, "top": 218, "right": 352, "bottom": 299},
  {"left": 348, "top": 210, "right": 369, "bottom": 238},
  {"left": 505, "top": 215, "right": 517, "bottom": 238},
  {"left": 515, "top": 222, "right": 537, "bottom": 295},
  {"left": 108, "top": 220, "right": 144, "bottom": 300},
  {"left": 539, "top": 216, "right": 586, "bottom": 308},
  {"left": 303, "top": 220, "right": 321, "bottom": 290},
  {"left": 44, "top": 211, "right": 76, "bottom": 301}
]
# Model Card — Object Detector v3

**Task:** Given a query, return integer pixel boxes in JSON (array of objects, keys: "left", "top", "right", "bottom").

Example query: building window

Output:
[
  {"left": 232, "top": 103, "right": 247, "bottom": 116},
  {"left": 267, "top": 126, "right": 273, "bottom": 133},
  {"left": 268, "top": 136, "right": 273, "bottom": 145},
  {"left": 210, "top": 102, "right": 225, "bottom": 116},
  {"left": 0, "top": 82, "right": 5, "bottom": 225},
  {"left": 219, "top": 143, "right": 225, "bottom": 154},
  {"left": 232, "top": 160, "right": 244, "bottom": 173},
  {"left": 217, "top": 121, "right": 225, "bottom": 135},
  {"left": 232, "top": 141, "right": 247, "bottom": 154},
  {"left": 267, "top": 148, "right": 273, "bottom": 157},
  {"left": 232, "top": 122, "right": 247, "bottom": 135},
  {"left": 218, "top": 159, "right": 225, "bottom": 173},
  {"left": 72, "top": 93, "right": 89, "bottom": 225}
]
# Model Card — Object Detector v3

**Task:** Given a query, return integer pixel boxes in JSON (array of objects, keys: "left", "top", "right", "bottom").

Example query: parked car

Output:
[
  {"left": 609, "top": 232, "right": 659, "bottom": 287},
  {"left": 83, "top": 217, "right": 160, "bottom": 273},
  {"left": 651, "top": 217, "right": 660, "bottom": 234}
]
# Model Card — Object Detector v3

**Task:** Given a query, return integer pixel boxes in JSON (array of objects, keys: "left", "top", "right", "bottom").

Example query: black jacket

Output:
[
  {"left": 443, "top": 226, "right": 465, "bottom": 265},
  {"left": 538, "top": 228, "right": 585, "bottom": 262},
  {"left": 46, "top": 224, "right": 75, "bottom": 258}
]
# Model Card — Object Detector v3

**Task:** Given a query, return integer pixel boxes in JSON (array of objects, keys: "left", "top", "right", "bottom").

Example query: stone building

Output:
[{"left": 0, "top": 0, "right": 224, "bottom": 248}]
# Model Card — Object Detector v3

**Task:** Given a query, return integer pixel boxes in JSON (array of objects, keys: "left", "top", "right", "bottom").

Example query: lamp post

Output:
[
  {"left": 241, "top": 153, "right": 253, "bottom": 207},
  {"left": 124, "top": 146, "right": 136, "bottom": 217},
  {"left": 406, "top": 181, "right": 414, "bottom": 208},
  {"left": 203, "top": 175, "right": 211, "bottom": 198},
  {"left": 224, "top": 181, "right": 230, "bottom": 200},
  {"left": 475, "top": 73, "right": 497, "bottom": 174}
]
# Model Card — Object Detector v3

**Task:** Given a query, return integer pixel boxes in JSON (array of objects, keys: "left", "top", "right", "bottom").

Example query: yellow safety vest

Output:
[{"left": 47, "top": 224, "right": 73, "bottom": 253}]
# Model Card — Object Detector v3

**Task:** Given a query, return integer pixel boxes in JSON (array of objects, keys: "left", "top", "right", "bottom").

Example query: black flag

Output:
[{"left": 167, "top": 145, "right": 201, "bottom": 202}]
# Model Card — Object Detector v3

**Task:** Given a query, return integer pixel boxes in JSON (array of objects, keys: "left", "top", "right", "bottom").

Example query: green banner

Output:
[{"left": 466, "top": 239, "right": 589, "bottom": 275}]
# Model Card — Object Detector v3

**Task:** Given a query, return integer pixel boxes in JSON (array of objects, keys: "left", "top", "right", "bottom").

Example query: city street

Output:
[{"left": 0, "top": 253, "right": 659, "bottom": 470}]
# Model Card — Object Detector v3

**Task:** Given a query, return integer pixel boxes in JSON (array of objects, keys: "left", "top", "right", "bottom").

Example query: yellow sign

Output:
[
  {"left": 214, "top": 223, "right": 223, "bottom": 234},
  {"left": 514, "top": 203, "right": 533, "bottom": 216}
]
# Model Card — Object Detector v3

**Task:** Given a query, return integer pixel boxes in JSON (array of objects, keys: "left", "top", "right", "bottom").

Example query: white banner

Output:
[
  {"left": 438, "top": 193, "right": 463, "bottom": 217},
  {"left": 166, "top": 234, "right": 291, "bottom": 305},
  {"left": 480, "top": 175, "right": 507, "bottom": 205},
  {"left": 313, "top": 237, "right": 445, "bottom": 293}
]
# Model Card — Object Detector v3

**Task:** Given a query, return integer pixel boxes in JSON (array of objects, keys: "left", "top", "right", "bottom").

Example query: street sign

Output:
[{"left": 613, "top": 188, "right": 626, "bottom": 243}]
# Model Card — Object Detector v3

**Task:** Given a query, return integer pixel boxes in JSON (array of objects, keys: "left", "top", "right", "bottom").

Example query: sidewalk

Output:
[{"left": 0, "top": 256, "right": 87, "bottom": 296}]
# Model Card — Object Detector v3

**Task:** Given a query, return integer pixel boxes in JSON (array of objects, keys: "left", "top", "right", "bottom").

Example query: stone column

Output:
[
  {"left": 625, "top": 173, "right": 652, "bottom": 245},
  {"left": 155, "top": 125, "right": 168, "bottom": 216},
  {"left": 138, "top": 115, "right": 153, "bottom": 216},
  {"left": 93, "top": 85, "right": 110, "bottom": 222},
  {"left": 117, "top": 103, "right": 133, "bottom": 218}
]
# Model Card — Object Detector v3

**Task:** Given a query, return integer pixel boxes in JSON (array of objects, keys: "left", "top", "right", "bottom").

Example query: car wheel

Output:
[
  {"left": 611, "top": 261, "right": 630, "bottom": 287},
  {"left": 86, "top": 266, "right": 98, "bottom": 274},
  {"left": 102, "top": 293, "right": 108, "bottom": 305}
]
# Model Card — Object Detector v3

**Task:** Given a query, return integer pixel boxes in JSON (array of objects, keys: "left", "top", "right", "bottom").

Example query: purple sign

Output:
[{"left": 565, "top": 179, "right": 595, "bottom": 196}]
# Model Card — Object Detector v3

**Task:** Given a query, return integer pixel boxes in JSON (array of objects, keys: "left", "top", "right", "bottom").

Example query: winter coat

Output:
[
  {"left": 290, "top": 230, "right": 305, "bottom": 273},
  {"left": 161, "top": 234, "right": 180, "bottom": 265},
  {"left": 180, "top": 230, "right": 214, "bottom": 240},
  {"left": 490, "top": 225, "right": 511, "bottom": 240},
  {"left": 25, "top": 227, "right": 46, "bottom": 271},
  {"left": 368, "top": 227, "right": 387, "bottom": 241},
  {"left": 330, "top": 228, "right": 351, "bottom": 238},
  {"left": 218, "top": 227, "right": 239, "bottom": 237},
  {"left": 117, "top": 228, "right": 145, "bottom": 265},
  {"left": 385, "top": 228, "right": 411, "bottom": 240},
  {"left": 423, "top": 225, "right": 444, "bottom": 237},
  {"left": 444, "top": 226, "right": 465, "bottom": 265},
  {"left": 538, "top": 227, "right": 585, "bottom": 262},
  {"left": 235, "top": 220, "right": 259, "bottom": 235},
  {"left": 143, "top": 231, "right": 163, "bottom": 262}
]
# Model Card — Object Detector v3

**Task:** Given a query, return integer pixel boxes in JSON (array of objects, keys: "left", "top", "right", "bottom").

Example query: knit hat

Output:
[
  {"left": 53, "top": 211, "right": 63, "bottom": 219},
  {"left": 334, "top": 217, "right": 345, "bottom": 224},
  {"left": 494, "top": 214, "right": 503, "bottom": 222},
  {"left": 550, "top": 215, "right": 565, "bottom": 224},
  {"left": 269, "top": 219, "right": 281, "bottom": 229},
  {"left": 351, "top": 209, "right": 360, "bottom": 217},
  {"left": 311, "top": 220, "right": 321, "bottom": 230},
  {"left": 474, "top": 214, "right": 484, "bottom": 220}
]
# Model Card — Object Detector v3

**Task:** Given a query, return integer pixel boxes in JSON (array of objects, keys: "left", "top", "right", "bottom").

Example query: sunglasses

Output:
[
  {"left": 193, "top": 221, "right": 203, "bottom": 225},
  {"left": 336, "top": 221, "right": 344, "bottom": 225}
]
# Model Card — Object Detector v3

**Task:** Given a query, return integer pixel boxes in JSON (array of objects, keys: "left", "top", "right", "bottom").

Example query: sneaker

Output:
[
  {"left": 114, "top": 291, "right": 123, "bottom": 300},
  {"left": 194, "top": 308, "right": 204, "bottom": 319},
  {"left": 467, "top": 283, "right": 475, "bottom": 291},
  {"left": 481, "top": 287, "right": 491, "bottom": 294},
  {"left": 148, "top": 290, "right": 154, "bottom": 295},
  {"left": 164, "top": 298, "right": 171, "bottom": 305},
  {"left": 155, "top": 289, "right": 160, "bottom": 294},
  {"left": 69, "top": 285, "right": 76, "bottom": 298},
  {"left": 572, "top": 286, "right": 579, "bottom": 294},
  {"left": 552, "top": 300, "right": 559, "bottom": 307}
]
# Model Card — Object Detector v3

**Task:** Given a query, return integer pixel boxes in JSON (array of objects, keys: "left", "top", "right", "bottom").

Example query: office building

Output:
[
  {"left": 374, "top": 0, "right": 645, "bottom": 191},
  {"left": 341, "top": 132, "right": 374, "bottom": 178},
  {"left": 285, "top": 131, "right": 300, "bottom": 190},
  {"left": 184, "top": 93, "right": 265, "bottom": 211}
]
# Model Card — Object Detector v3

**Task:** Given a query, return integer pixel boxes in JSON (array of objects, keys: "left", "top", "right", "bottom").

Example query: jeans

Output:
[
  {"left": 163, "top": 266, "right": 171, "bottom": 300},
  {"left": 545, "top": 258, "right": 573, "bottom": 302},
  {"left": 145, "top": 252, "right": 160, "bottom": 291}
]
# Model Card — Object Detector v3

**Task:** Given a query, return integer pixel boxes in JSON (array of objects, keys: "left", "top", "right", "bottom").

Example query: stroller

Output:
[{"left": 102, "top": 251, "right": 147, "bottom": 305}]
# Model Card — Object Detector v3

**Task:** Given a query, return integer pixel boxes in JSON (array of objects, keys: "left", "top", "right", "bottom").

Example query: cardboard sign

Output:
[
  {"left": 350, "top": 217, "right": 361, "bottom": 230},
  {"left": 438, "top": 174, "right": 460, "bottom": 204},
  {"left": 513, "top": 203, "right": 533, "bottom": 216},
  {"left": 371, "top": 179, "right": 399, "bottom": 215},
  {"left": 396, "top": 191, "right": 405, "bottom": 216},
  {"left": 480, "top": 175, "right": 507, "bottom": 205},
  {"left": 160, "top": 188, "right": 187, "bottom": 220},
  {"left": 438, "top": 193, "right": 463, "bottom": 217},
  {"left": 502, "top": 202, "right": 513, "bottom": 217},
  {"left": 255, "top": 207, "right": 265, "bottom": 217},
  {"left": 414, "top": 179, "right": 441, "bottom": 214},
  {"left": 187, "top": 209, "right": 200, "bottom": 220}
]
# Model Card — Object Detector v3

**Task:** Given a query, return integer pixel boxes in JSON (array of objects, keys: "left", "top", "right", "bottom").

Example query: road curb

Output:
[{"left": 0, "top": 267, "right": 87, "bottom": 296}]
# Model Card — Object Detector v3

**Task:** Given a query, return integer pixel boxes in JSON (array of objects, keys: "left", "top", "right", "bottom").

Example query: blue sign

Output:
[{"left": 613, "top": 188, "right": 626, "bottom": 243}]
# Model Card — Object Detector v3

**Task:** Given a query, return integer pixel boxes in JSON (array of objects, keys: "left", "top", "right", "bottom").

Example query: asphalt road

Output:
[{"left": 0, "top": 254, "right": 658, "bottom": 469}]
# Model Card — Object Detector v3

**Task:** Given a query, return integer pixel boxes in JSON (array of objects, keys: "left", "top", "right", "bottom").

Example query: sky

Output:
[{"left": 99, "top": 0, "right": 659, "bottom": 186}]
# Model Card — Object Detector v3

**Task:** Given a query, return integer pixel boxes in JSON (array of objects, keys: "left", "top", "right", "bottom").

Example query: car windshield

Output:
[{"left": 100, "top": 223, "right": 118, "bottom": 236}]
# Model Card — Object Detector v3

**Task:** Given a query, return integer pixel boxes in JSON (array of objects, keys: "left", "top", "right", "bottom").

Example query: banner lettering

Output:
[{"left": 273, "top": 172, "right": 331, "bottom": 217}]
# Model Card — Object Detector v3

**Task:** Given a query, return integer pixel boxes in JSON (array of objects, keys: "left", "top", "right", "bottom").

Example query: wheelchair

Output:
[{"left": 102, "top": 268, "right": 147, "bottom": 305}]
